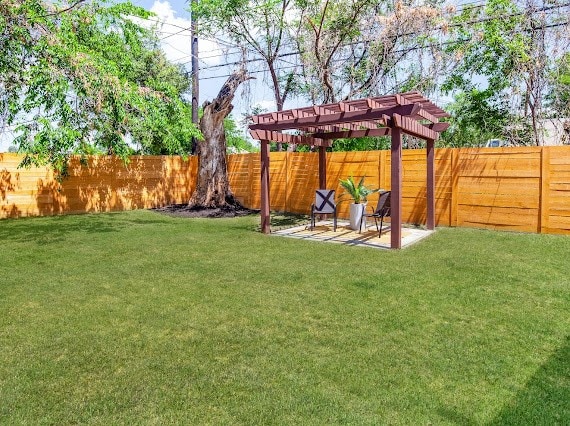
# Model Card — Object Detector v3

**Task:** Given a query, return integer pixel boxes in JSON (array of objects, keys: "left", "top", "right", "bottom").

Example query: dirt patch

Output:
[{"left": 152, "top": 204, "right": 259, "bottom": 218}]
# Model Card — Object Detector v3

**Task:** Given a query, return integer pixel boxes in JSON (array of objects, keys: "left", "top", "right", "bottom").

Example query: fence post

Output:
[
  {"left": 285, "top": 151, "right": 290, "bottom": 213},
  {"left": 450, "top": 148, "right": 459, "bottom": 227},
  {"left": 539, "top": 146, "right": 550, "bottom": 234}
]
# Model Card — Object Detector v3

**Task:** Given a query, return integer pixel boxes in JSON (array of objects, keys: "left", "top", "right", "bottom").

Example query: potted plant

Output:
[{"left": 339, "top": 176, "right": 379, "bottom": 230}]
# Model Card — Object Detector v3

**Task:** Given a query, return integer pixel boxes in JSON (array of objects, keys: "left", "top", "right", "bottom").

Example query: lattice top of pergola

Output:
[{"left": 249, "top": 91, "right": 450, "bottom": 147}]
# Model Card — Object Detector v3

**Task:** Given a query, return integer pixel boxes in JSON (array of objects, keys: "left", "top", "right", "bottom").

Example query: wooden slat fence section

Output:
[
  {"left": 545, "top": 147, "right": 570, "bottom": 234},
  {"left": 0, "top": 154, "right": 196, "bottom": 218},
  {"left": 270, "top": 152, "right": 288, "bottom": 212},
  {"left": 227, "top": 153, "right": 254, "bottom": 207},
  {"left": 2, "top": 147, "right": 570, "bottom": 236},
  {"left": 285, "top": 153, "right": 319, "bottom": 213},
  {"left": 455, "top": 148, "right": 542, "bottom": 232},
  {"left": 400, "top": 148, "right": 454, "bottom": 226}
]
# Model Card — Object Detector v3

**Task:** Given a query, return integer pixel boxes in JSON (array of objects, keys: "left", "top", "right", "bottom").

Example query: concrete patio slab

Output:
[{"left": 272, "top": 220, "right": 434, "bottom": 249}]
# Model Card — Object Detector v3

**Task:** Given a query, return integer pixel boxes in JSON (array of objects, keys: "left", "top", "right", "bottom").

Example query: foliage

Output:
[
  {"left": 1, "top": 211, "right": 569, "bottom": 423},
  {"left": 439, "top": 90, "right": 511, "bottom": 147},
  {"left": 224, "top": 115, "right": 258, "bottom": 153},
  {"left": 290, "top": 136, "right": 390, "bottom": 152},
  {"left": 297, "top": 0, "right": 447, "bottom": 103},
  {"left": 193, "top": 0, "right": 299, "bottom": 113},
  {"left": 331, "top": 136, "right": 391, "bottom": 151},
  {"left": 442, "top": 0, "right": 570, "bottom": 146},
  {"left": 0, "top": 0, "right": 200, "bottom": 172},
  {"left": 547, "top": 53, "right": 570, "bottom": 118},
  {"left": 338, "top": 175, "right": 379, "bottom": 204}
]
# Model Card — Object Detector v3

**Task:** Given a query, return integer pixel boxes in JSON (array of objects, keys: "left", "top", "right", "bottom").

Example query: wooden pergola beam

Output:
[
  {"left": 414, "top": 108, "right": 440, "bottom": 124},
  {"left": 249, "top": 129, "right": 332, "bottom": 147},
  {"left": 319, "top": 147, "right": 327, "bottom": 189},
  {"left": 250, "top": 104, "right": 420, "bottom": 132},
  {"left": 428, "top": 122, "right": 450, "bottom": 132},
  {"left": 260, "top": 140, "right": 270, "bottom": 234},
  {"left": 426, "top": 139, "right": 435, "bottom": 230},
  {"left": 392, "top": 114, "right": 439, "bottom": 141},
  {"left": 312, "top": 128, "right": 391, "bottom": 139},
  {"left": 391, "top": 127, "right": 403, "bottom": 249}
]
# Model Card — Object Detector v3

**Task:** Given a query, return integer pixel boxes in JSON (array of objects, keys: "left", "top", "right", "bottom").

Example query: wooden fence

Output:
[
  {"left": 0, "top": 154, "right": 197, "bottom": 218},
  {"left": 2, "top": 147, "right": 570, "bottom": 235},
  {"left": 228, "top": 146, "right": 570, "bottom": 235}
]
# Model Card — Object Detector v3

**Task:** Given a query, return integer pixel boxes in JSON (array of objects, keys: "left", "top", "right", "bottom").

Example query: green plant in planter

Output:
[{"left": 338, "top": 176, "right": 379, "bottom": 204}]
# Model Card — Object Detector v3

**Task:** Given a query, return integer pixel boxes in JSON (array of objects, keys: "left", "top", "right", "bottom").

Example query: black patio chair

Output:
[
  {"left": 359, "top": 190, "right": 391, "bottom": 237},
  {"left": 310, "top": 189, "right": 337, "bottom": 231}
]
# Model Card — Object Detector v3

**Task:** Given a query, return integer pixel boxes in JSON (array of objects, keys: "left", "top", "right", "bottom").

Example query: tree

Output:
[
  {"left": 189, "top": 68, "right": 253, "bottom": 208},
  {"left": 224, "top": 116, "right": 258, "bottom": 153},
  {"left": 438, "top": 90, "right": 511, "bottom": 147},
  {"left": 443, "top": 0, "right": 570, "bottom": 146},
  {"left": 548, "top": 53, "right": 570, "bottom": 116},
  {"left": 297, "top": 0, "right": 447, "bottom": 104},
  {"left": 0, "top": 0, "right": 199, "bottom": 172},
  {"left": 194, "top": 0, "right": 301, "bottom": 151}
]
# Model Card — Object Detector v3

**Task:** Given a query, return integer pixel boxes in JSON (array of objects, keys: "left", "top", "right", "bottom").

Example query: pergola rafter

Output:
[{"left": 248, "top": 91, "right": 450, "bottom": 249}]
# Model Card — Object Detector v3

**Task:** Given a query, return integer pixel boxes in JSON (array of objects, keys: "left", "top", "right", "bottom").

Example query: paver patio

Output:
[{"left": 273, "top": 220, "right": 433, "bottom": 249}]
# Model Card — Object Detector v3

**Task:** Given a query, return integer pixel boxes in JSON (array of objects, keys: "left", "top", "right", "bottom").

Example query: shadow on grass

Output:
[
  {"left": 0, "top": 213, "right": 169, "bottom": 244},
  {"left": 435, "top": 336, "right": 570, "bottom": 425},
  {"left": 249, "top": 212, "right": 310, "bottom": 232},
  {"left": 488, "top": 335, "right": 570, "bottom": 425}
]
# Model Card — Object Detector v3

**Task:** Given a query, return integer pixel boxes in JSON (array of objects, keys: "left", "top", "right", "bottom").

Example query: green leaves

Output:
[
  {"left": 1, "top": 0, "right": 199, "bottom": 172},
  {"left": 338, "top": 175, "right": 379, "bottom": 204}
]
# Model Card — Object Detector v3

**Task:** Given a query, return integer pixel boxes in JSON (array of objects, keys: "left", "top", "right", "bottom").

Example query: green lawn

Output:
[{"left": 1, "top": 210, "right": 568, "bottom": 425}]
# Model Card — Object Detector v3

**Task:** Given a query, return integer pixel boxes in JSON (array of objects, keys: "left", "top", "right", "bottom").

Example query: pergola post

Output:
[
  {"left": 260, "top": 140, "right": 270, "bottom": 234},
  {"left": 391, "top": 127, "right": 402, "bottom": 249},
  {"left": 318, "top": 146, "right": 327, "bottom": 189},
  {"left": 426, "top": 139, "right": 435, "bottom": 230}
]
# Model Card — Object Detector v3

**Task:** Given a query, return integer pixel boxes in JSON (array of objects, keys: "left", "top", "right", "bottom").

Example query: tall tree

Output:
[
  {"left": 443, "top": 0, "right": 570, "bottom": 146},
  {"left": 547, "top": 53, "right": 570, "bottom": 116},
  {"left": 189, "top": 68, "right": 253, "bottom": 208},
  {"left": 0, "top": 0, "right": 199, "bottom": 172},
  {"left": 194, "top": 0, "right": 301, "bottom": 150},
  {"left": 297, "top": 0, "right": 447, "bottom": 104},
  {"left": 546, "top": 53, "right": 570, "bottom": 144}
]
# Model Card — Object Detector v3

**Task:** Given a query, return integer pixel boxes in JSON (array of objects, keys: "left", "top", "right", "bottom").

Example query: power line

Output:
[
  {"left": 159, "top": 26, "right": 191, "bottom": 41},
  {"left": 199, "top": 19, "right": 569, "bottom": 81},
  {"left": 182, "top": 3, "right": 570, "bottom": 70},
  {"left": 196, "top": 3, "right": 569, "bottom": 73},
  {"left": 144, "top": 0, "right": 564, "bottom": 63},
  {"left": 146, "top": 1, "right": 492, "bottom": 68}
]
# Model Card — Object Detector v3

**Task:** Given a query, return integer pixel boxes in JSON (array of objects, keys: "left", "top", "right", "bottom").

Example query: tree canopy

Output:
[
  {"left": 0, "top": 0, "right": 199, "bottom": 172},
  {"left": 2, "top": 0, "right": 569, "bottom": 161}
]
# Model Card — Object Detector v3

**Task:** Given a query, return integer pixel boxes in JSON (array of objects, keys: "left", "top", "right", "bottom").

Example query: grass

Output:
[{"left": 0, "top": 210, "right": 569, "bottom": 425}]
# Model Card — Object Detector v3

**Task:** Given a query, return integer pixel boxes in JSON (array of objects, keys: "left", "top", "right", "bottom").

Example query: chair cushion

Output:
[{"left": 314, "top": 189, "right": 336, "bottom": 214}]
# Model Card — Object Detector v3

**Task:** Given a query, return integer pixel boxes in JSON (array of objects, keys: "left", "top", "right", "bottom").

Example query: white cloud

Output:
[{"left": 134, "top": 1, "right": 221, "bottom": 67}]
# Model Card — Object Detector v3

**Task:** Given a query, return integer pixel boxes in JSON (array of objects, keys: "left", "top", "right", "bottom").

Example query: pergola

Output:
[{"left": 248, "top": 91, "right": 450, "bottom": 249}]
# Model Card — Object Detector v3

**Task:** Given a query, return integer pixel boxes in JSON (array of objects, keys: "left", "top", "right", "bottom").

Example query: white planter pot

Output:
[{"left": 349, "top": 202, "right": 367, "bottom": 231}]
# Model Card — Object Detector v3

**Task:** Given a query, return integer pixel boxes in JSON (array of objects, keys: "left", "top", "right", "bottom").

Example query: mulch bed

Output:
[{"left": 152, "top": 204, "right": 258, "bottom": 218}]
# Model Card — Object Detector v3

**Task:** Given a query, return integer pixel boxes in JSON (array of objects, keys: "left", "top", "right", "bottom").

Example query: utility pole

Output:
[{"left": 191, "top": 0, "right": 199, "bottom": 154}]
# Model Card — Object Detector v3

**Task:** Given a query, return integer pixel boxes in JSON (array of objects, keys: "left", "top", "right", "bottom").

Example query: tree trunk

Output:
[{"left": 188, "top": 68, "right": 252, "bottom": 208}]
